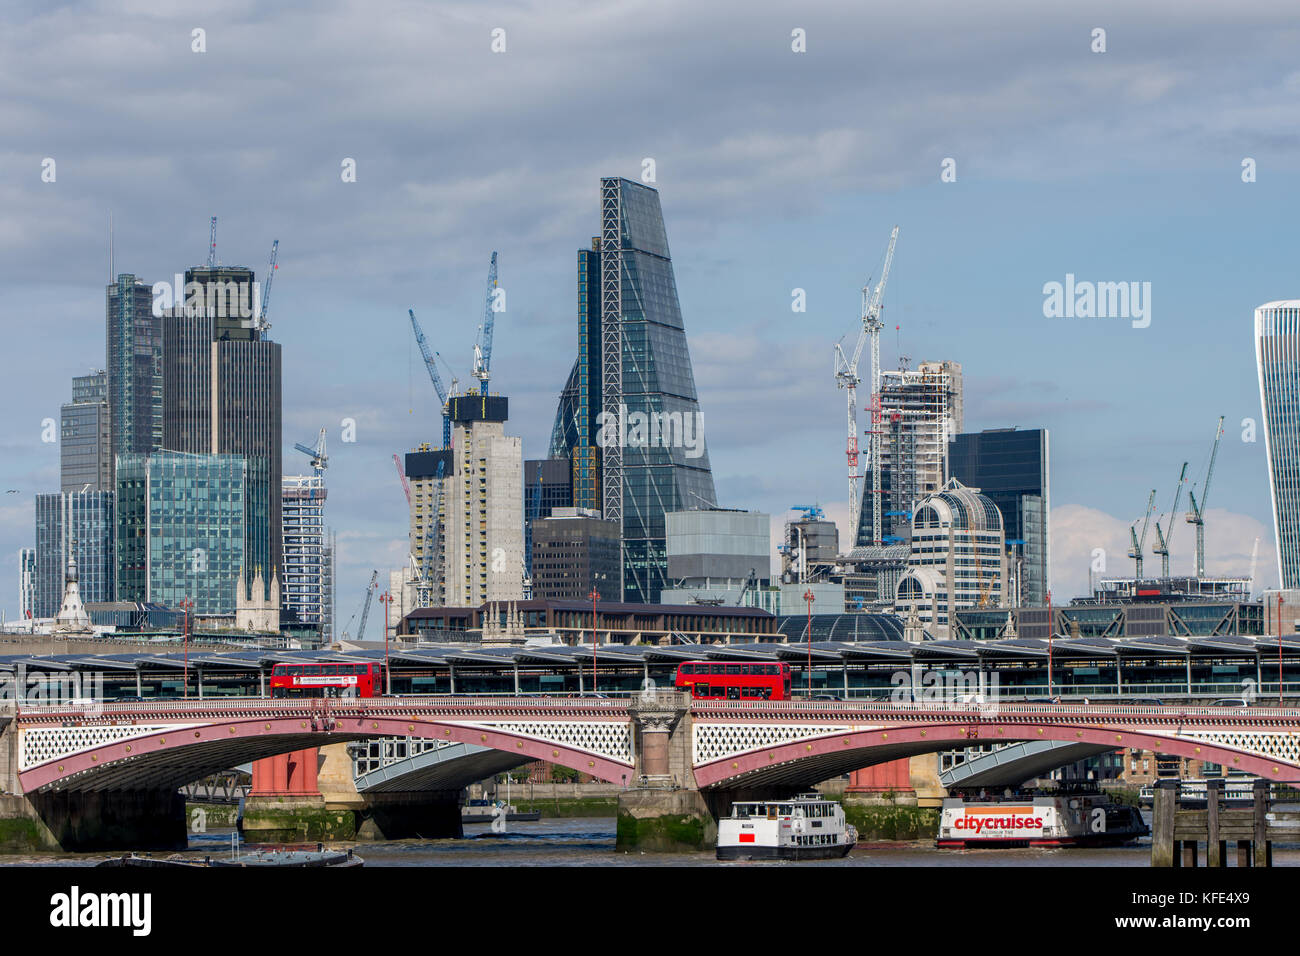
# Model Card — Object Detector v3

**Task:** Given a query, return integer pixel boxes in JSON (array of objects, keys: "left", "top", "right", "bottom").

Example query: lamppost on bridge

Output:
[
  {"left": 1279, "top": 592, "right": 1285, "bottom": 705},
  {"left": 588, "top": 586, "right": 601, "bottom": 694},
  {"left": 803, "top": 588, "right": 815, "bottom": 697},
  {"left": 379, "top": 590, "right": 393, "bottom": 695},
  {"left": 1046, "top": 589, "right": 1054, "bottom": 699},
  {"left": 179, "top": 598, "right": 193, "bottom": 699}
]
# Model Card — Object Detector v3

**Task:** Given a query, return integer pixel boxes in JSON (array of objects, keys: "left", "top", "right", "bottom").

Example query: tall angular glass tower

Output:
[
  {"left": 550, "top": 177, "right": 716, "bottom": 602},
  {"left": 1255, "top": 300, "right": 1300, "bottom": 588}
]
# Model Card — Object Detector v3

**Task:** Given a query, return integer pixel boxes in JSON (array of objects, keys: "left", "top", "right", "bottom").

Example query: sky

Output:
[{"left": 1, "top": 0, "right": 1298, "bottom": 621}]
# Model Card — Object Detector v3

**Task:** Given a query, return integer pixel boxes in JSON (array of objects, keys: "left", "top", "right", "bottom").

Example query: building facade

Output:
[
  {"left": 530, "top": 509, "right": 622, "bottom": 602},
  {"left": 441, "top": 395, "right": 524, "bottom": 608},
  {"left": 405, "top": 444, "right": 453, "bottom": 605},
  {"left": 895, "top": 478, "right": 1005, "bottom": 639},
  {"left": 282, "top": 474, "right": 331, "bottom": 636},
  {"left": 18, "top": 547, "right": 36, "bottom": 620},
  {"left": 663, "top": 509, "right": 770, "bottom": 604},
  {"left": 33, "top": 491, "right": 116, "bottom": 619},
  {"left": 115, "top": 450, "right": 250, "bottom": 614},
  {"left": 524, "top": 458, "right": 574, "bottom": 582},
  {"left": 549, "top": 177, "right": 717, "bottom": 602},
  {"left": 61, "top": 370, "right": 112, "bottom": 493},
  {"left": 1256, "top": 300, "right": 1300, "bottom": 588},
  {"left": 948, "top": 427, "right": 1050, "bottom": 606},
  {"left": 161, "top": 264, "right": 282, "bottom": 596},
  {"left": 105, "top": 274, "right": 162, "bottom": 482},
  {"left": 856, "top": 360, "right": 963, "bottom": 547}
]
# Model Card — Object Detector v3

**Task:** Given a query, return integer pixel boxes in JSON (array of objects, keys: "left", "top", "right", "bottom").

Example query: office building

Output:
[
  {"left": 115, "top": 450, "right": 252, "bottom": 614},
  {"left": 105, "top": 274, "right": 162, "bottom": 480},
  {"left": 33, "top": 490, "right": 116, "bottom": 619},
  {"left": 530, "top": 508, "right": 622, "bottom": 602},
  {"left": 18, "top": 547, "right": 36, "bottom": 620},
  {"left": 60, "top": 370, "right": 111, "bottom": 493},
  {"left": 525, "top": 458, "right": 574, "bottom": 582},
  {"left": 161, "top": 264, "right": 282, "bottom": 596},
  {"left": 441, "top": 394, "right": 524, "bottom": 607},
  {"left": 949, "top": 427, "right": 1050, "bottom": 606},
  {"left": 282, "top": 474, "right": 332, "bottom": 636},
  {"left": 405, "top": 443, "right": 454, "bottom": 605},
  {"left": 894, "top": 478, "right": 1005, "bottom": 639},
  {"left": 549, "top": 177, "right": 717, "bottom": 602},
  {"left": 856, "top": 360, "right": 963, "bottom": 547},
  {"left": 1256, "top": 301, "right": 1300, "bottom": 588},
  {"left": 660, "top": 509, "right": 771, "bottom": 607}
]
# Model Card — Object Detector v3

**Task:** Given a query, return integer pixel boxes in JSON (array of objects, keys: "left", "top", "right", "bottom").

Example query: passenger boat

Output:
[
  {"left": 936, "top": 791, "right": 1148, "bottom": 848},
  {"left": 717, "top": 793, "right": 857, "bottom": 861}
]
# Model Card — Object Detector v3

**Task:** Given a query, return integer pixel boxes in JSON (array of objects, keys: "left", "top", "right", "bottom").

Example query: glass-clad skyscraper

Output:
[
  {"left": 1255, "top": 301, "right": 1300, "bottom": 588},
  {"left": 34, "top": 490, "right": 115, "bottom": 618},
  {"left": 549, "top": 177, "right": 716, "bottom": 602},
  {"left": 105, "top": 275, "right": 162, "bottom": 482},
  {"left": 949, "top": 427, "right": 1050, "bottom": 606},
  {"left": 115, "top": 450, "right": 251, "bottom": 614}
]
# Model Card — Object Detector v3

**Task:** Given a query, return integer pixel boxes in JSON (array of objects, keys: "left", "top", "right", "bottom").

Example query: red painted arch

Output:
[
  {"left": 693, "top": 721, "right": 1300, "bottom": 788},
  {"left": 18, "top": 715, "right": 634, "bottom": 793}
]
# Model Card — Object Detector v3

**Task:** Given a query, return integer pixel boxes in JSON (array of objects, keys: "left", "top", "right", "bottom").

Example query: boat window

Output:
[{"left": 767, "top": 806, "right": 777, "bottom": 820}]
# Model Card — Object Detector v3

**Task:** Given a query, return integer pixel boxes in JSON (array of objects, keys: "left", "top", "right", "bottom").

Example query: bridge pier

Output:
[
  {"left": 241, "top": 743, "right": 463, "bottom": 842},
  {"left": 616, "top": 694, "right": 717, "bottom": 853}
]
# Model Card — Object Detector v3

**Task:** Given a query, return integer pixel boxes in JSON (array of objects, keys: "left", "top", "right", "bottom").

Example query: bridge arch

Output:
[
  {"left": 17, "top": 713, "right": 633, "bottom": 794},
  {"left": 694, "top": 720, "right": 1300, "bottom": 789}
]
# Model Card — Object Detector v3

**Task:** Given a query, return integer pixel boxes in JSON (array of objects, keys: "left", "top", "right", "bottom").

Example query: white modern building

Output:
[
  {"left": 895, "top": 478, "right": 1005, "bottom": 639},
  {"left": 1255, "top": 301, "right": 1300, "bottom": 589}
]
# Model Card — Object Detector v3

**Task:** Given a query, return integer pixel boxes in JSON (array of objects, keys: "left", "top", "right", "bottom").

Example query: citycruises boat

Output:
[
  {"left": 937, "top": 791, "right": 1148, "bottom": 848},
  {"left": 717, "top": 793, "right": 857, "bottom": 861}
]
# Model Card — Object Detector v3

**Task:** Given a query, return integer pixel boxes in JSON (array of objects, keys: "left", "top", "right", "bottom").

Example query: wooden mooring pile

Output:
[{"left": 1151, "top": 777, "right": 1299, "bottom": 867}]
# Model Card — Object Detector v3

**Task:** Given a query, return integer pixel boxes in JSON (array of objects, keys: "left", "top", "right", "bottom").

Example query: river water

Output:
[{"left": 7, "top": 815, "right": 1299, "bottom": 866}]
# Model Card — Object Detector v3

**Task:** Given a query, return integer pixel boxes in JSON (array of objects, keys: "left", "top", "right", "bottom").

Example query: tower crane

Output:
[
  {"left": 407, "top": 308, "right": 452, "bottom": 448},
  {"left": 393, "top": 454, "right": 411, "bottom": 505},
  {"left": 1152, "top": 462, "right": 1188, "bottom": 579},
  {"left": 258, "top": 239, "right": 279, "bottom": 332},
  {"left": 834, "top": 226, "right": 898, "bottom": 546},
  {"left": 472, "top": 252, "right": 499, "bottom": 396},
  {"left": 416, "top": 460, "right": 446, "bottom": 606},
  {"left": 1128, "top": 489, "right": 1157, "bottom": 580},
  {"left": 293, "top": 428, "right": 327, "bottom": 476},
  {"left": 207, "top": 216, "right": 217, "bottom": 268},
  {"left": 342, "top": 571, "right": 379, "bottom": 641},
  {"left": 1186, "top": 416, "right": 1225, "bottom": 579}
]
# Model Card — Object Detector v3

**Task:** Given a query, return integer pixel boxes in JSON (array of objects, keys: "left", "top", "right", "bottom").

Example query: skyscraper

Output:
[
  {"left": 549, "top": 177, "right": 716, "bottom": 602},
  {"left": 105, "top": 274, "right": 162, "bottom": 481},
  {"left": 1255, "top": 300, "right": 1300, "bottom": 588},
  {"left": 115, "top": 450, "right": 251, "bottom": 614},
  {"left": 856, "top": 360, "right": 963, "bottom": 547},
  {"left": 60, "top": 370, "right": 111, "bottom": 493},
  {"left": 441, "top": 394, "right": 524, "bottom": 608},
  {"left": 161, "top": 264, "right": 282, "bottom": 596},
  {"left": 18, "top": 547, "right": 36, "bottom": 620},
  {"left": 282, "top": 474, "right": 332, "bottom": 636},
  {"left": 949, "top": 427, "right": 1050, "bottom": 606},
  {"left": 34, "top": 490, "right": 115, "bottom": 618}
]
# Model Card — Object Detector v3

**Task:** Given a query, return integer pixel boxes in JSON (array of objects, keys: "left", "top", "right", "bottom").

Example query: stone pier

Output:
[
  {"left": 241, "top": 742, "right": 463, "bottom": 842},
  {"left": 616, "top": 692, "right": 716, "bottom": 853}
]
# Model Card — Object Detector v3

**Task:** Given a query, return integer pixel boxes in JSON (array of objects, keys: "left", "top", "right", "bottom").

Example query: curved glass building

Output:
[{"left": 1255, "top": 300, "right": 1300, "bottom": 588}]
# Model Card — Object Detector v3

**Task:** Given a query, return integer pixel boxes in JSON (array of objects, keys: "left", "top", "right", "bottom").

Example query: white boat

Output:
[
  {"left": 937, "top": 791, "right": 1148, "bottom": 848},
  {"left": 717, "top": 793, "right": 857, "bottom": 861}
]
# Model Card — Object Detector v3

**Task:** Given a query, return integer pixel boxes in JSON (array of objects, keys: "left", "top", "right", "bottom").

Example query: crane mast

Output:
[
  {"left": 1152, "top": 461, "right": 1188, "bottom": 578},
  {"left": 258, "top": 239, "right": 278, "bottom": 332},
  {"left": 407, "top": 308, "right": 452, "bottom": 447},
  {"left": 1128, "top": 489, "right": 1157, "bottom": 580},
  {"left": 1186, "top": 415, "right": 1225, "bottom": 579},
  {"left": 354, "top": 570, "right": 379, "bottom": 641},
  {"left": 473, "top": 252, "right": 499, "bottom": 396},
  {"left": 834, "top": 226, "right": 897, "bottom": 544},
  {"left": 207, "top": 216, "right": 217, "bottom": 268}
]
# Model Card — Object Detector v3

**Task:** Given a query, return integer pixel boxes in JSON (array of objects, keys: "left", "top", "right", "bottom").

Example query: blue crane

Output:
[
  {"left": 472, "top": 252, "right": 499, "bottom": 396},
  {"left": 407, "top": 308, "right": 452, "bottom": 447}
]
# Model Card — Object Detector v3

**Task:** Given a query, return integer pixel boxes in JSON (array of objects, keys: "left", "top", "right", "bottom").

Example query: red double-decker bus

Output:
[
  {"left": 270, "top": 662, "right": 383, "bottom": 698},
  {"left": 675, "top": 661, "right": 791, "bottom": 701}
]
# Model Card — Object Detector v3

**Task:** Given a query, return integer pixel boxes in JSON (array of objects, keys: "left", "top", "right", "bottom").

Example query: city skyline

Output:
[{"left": 2, "top": 1, "right": 1297, "bottom": 618}]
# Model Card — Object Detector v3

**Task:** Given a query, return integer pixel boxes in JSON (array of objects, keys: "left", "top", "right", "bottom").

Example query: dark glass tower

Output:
[
  {"left": 948, "top": 427, "right": 1050, "bottom": 606},
  {"left": 550, "top": 178, "right": 716, "bottom": 602},
  {"left": 105, "top": 275, "right": 162, "bottom": 482},
  {"left": 160, "top": 265, "right": 282, "bottom": 596}
]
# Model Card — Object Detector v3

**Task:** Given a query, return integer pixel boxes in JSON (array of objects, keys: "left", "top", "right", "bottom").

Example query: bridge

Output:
[{"left": 4, "top": 694, "right": 1300, "bottom": 850}]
